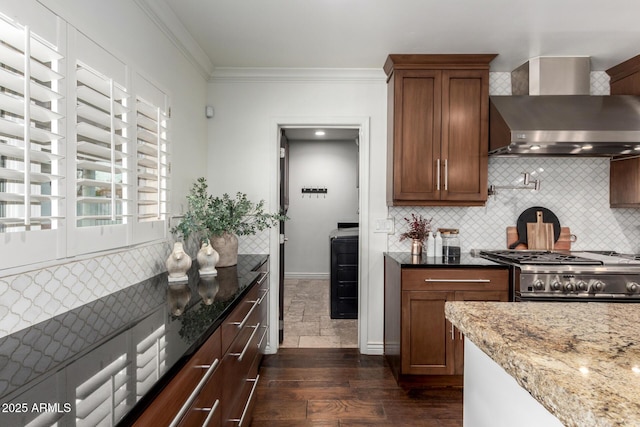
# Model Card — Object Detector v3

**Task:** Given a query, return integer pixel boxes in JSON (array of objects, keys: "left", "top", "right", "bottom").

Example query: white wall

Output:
[
  {"left": 0, "top": 0, "right": 209, "bottom": 337},
  {"left": 207, "top": 70, "right": 389, "bottom": 354},
  {"left": 286, "top": 139, "right": 359, "bottom": 277}
]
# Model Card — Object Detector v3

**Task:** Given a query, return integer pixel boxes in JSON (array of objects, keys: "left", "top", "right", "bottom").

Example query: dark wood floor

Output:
[{"left": 251, "top": 348, "right": 462, "bottom": 426}]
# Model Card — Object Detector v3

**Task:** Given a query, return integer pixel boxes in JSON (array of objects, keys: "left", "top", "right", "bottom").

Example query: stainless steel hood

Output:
[{"left": 489, "top": 57, "right": 640, "bottom": 156}]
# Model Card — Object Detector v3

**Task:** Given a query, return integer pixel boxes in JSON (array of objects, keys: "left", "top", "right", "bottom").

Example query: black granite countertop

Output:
[
  {"left": 0, "top": 254, "right": 268, "bottom": 426},
  {"left": 384, "top": 252, "right": 507, "bottom": 268}
]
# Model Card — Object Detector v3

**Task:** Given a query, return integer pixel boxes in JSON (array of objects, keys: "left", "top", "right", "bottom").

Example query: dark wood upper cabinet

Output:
[
  {"left": 607, "top": 54, "right": 640, "bottom": 207},
  {"left": 385, "top": 54, "right": 496, "bottom": 206}
]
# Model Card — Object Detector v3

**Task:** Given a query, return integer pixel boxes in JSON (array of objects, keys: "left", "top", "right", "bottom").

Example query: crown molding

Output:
[
  {"left": 209, "top": 67, "right": 386, "bottom": 83},
  {"left": 134, "top": 0, "right": 214, "bottom": 79}
]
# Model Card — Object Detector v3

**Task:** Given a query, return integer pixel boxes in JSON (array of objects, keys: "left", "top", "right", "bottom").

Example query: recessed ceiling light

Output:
[{"left": 315, "top": 130, "right": 325, "bottom": 136}]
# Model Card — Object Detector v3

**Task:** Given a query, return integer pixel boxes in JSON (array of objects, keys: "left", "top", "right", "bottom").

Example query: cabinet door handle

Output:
[
  {"left": 199, "top": 399, "right": 220, "bottom": 427},
  {"left": 436, "top": 159, "right": 441, "bottom": 190},
  {"left": 444, "top": 159, "right": 448, "bottom": 191},
  {"left": 450, "top": 325, "right": 455, "bottom": 341},
  {"left": 424, "top": 279, "right": 490, "bottom": 283},
  {"left": 170, "top": 359, "right": 220, "bottom": 427},
  {"left": 229, "top": 375, "right": 260, "bottom": 427},
  {"left": 230, "top": 323, "right": 260, "bottom": 361},
  {"left": 459, "top": 330, "right": 463, "bottom": 340}
]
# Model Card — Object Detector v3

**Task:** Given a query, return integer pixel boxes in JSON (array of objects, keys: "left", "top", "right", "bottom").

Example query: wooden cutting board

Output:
[
  {"left": 526, "top": 211, "right": 554, "bottom": 250},
  {"left": 506, "top": 226, "right": 573, "bottom": 250}
]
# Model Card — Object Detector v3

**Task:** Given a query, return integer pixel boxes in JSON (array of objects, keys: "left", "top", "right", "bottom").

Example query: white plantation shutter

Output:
[
  {"left": 0, "top": 15, "right": 64, "bottom": 233},
  {"left": 0, "top": 7, "right": 174, "bottom": 269},
  {"left": 136, "top": 96, "right": 168, "bottom": 223},
  {"left": 67, "top": 30, "right": 131, "bottom": 256},
  {"left": 75, "top": 63, "right": 130, "bottom": 227}
]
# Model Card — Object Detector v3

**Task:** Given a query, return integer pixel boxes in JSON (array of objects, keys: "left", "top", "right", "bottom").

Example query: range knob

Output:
[
  {"left": 627, "top": 282, "right": 640, "bottom": 294},
  {"left": 591, "top": 280, "right": 605, "bottom": 293},
  {"left": 551, "top": 279, "right": 563, "bottom": 291},
  {"left": 564, "top": 282, "right": 576, "bottom": 292},
  {"left": 532, "top": 279, "right": 545, "bottom": 291},
  {"left": 576, "top": 280, "right": 588, "bottom": 292}
]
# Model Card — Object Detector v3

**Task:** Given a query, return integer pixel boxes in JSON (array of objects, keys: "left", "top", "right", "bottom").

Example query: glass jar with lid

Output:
[{"left": 440, "top": 228, "right": 461, "bottom": 262}]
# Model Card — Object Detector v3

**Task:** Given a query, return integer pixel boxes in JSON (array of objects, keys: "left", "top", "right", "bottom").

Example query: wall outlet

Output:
[{"left": 375, "top": 218, "right": 394, "bottom": 234}]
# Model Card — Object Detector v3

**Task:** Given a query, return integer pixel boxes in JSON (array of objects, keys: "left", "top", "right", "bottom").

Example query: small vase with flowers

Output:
[{"left": 399, "top": 214, "right": 433, "bottom": 256}]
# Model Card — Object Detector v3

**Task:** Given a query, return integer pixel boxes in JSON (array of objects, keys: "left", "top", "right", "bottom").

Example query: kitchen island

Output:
[{"left": 445, "top": 301, "right": 640, "bottom": 427}]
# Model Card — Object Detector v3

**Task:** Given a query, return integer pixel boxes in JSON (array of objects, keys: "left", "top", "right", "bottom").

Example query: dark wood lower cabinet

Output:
[
  {"left": 133, "top": 273, "right": 269, "bottom": 427},
  {"left": 385, "top": 256, "right": 508, "bottom": 386}
]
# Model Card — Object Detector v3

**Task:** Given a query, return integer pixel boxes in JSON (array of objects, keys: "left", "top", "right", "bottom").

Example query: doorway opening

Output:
[{"left": 279, "top": 126, "right": 360, "bottom": 349}]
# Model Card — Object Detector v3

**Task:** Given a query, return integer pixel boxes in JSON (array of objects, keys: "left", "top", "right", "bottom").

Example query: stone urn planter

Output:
[{"left": 210, "top": 232, "right": 238, "bottom": 267}]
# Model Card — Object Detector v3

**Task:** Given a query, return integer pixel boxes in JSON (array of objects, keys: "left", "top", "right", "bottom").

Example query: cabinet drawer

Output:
[
  {"left": 225, "top": 359, "right": 261, "bottom": 427},
  {"left": 402, "top": 268, "right": 508, "bottom": 291},
  {"left": 178, "top": 359, "right": 222, "bottom": 427},
  {"left": 221, "top": 274, "right": 268, "bottom": 353},
  {"left": 134, "top": 328, "right": 221, "bottom": 426},
  {"left": 221, "top": 313, "right": 264, "bottom": 424}
]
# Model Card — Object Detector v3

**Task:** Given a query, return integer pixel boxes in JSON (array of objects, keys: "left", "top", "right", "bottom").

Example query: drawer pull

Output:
[
  {"left": 257, "top": 288, "right": 269, "bottom": 305},
  {"left": 257, "top": 324, "right": 269, "bottom": 349},
  {"left": 232, "top": 289, "right": 268, "bottom": 330},
  {"left": 230, "top": 323, "right": 260, "bottom": 361},
  {"left": 170, "top": 358, "right": 220, "bottom": 427},
  {"left": 424, "top": 279, "right": 490, "bottom": 283},
  {"left": 200, "top": 399, "right": 220, "bottom": 427},
  {"left": 257, "top": 273, "right": 268, "bottom": 285},
  {"left": 229, "top": 375, "right": 259, "bottom": 427}
]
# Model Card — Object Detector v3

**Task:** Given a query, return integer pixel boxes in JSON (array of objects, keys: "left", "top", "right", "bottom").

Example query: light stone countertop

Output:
[{"left": 445, "top": 301, "right": 640, "bottom": 427}]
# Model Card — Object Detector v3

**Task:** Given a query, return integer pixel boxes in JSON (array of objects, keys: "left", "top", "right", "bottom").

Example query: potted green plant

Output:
[{"left": 172, "top": 177, "right": 286, "bottom": 267}]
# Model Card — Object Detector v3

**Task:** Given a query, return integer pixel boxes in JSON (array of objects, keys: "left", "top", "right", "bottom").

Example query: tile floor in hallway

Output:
[{"left": 281, "top": 278, "right": 358, "bottom": 348}]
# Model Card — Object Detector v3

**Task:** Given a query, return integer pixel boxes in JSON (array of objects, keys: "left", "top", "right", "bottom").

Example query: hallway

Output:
[{"left": 281, "top": 278, "right": 358, "bottom": 348}]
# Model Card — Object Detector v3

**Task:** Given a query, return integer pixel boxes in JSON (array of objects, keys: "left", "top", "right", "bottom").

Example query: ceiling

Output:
[{"left": 162, "top": 0, "right": 640, "bottom": 73}]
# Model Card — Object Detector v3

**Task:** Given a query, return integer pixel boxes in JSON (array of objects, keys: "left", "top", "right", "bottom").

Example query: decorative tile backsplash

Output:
[
  {"left": 389, "top": 157, "right": 640, "bottom": 253},
  {"left": 0, "top": 242, "right": 171, "bottom": 338}
]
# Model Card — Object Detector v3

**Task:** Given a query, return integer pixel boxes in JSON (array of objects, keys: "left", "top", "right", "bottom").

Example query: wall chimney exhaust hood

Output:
[{"left": 489, "top": 57, "right": 640, "bottom": 156}]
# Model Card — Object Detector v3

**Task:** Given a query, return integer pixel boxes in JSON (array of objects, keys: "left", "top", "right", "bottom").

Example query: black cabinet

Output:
[{"left": 329, "top": 228, "right": 358, "bottom": 319}]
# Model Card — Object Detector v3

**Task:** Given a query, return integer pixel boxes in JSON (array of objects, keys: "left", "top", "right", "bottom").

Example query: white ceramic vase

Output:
[
  {"left": 166, "top": 242, "right": 192, "bottom": 282},
  {"left": 197, "top": 239, "right": 220, "bottom": 276}
]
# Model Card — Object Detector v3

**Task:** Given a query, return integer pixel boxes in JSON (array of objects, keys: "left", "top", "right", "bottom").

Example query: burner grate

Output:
[{"left": 481, "top": 250, "right": 603, "bottom": 265}]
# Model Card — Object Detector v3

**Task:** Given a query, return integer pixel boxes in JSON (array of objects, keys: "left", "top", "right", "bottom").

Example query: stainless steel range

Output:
[{"left": 479, "top": 250, "right": 640, "bottom": 302}]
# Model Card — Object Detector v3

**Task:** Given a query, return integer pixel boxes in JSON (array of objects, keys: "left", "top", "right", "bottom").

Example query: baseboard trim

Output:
[
  {"left": 284, "top": 272, "right": 330, "bottom": 280},
  {"left": 363, "top": 341, "right": 384, "bottom": 355}
]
